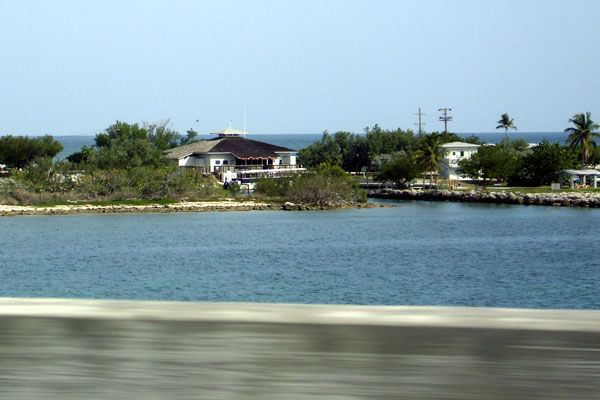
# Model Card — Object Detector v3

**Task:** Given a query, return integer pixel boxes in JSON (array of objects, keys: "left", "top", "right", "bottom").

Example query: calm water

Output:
[
  {"left": 0, "top": 201, "right": 598, "bottom": 309},
  {"left": 54, "top": 132, "right": 569, "bottom": 159}
]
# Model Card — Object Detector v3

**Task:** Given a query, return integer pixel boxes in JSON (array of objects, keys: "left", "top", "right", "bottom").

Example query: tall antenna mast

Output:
[
  {"left": 243, "top": 101, "right": 247, "bottom": 137},
  {"left": 438, "top": 108, "right": 453, "bottom": 134},
  {"left": 414, "top": 108, "right": 426, "bottom": 137}
]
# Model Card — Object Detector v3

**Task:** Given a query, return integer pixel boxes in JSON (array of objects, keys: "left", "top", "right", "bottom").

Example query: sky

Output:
[{"left": 0, "top": 0, "right": 599, "bottom": 136}]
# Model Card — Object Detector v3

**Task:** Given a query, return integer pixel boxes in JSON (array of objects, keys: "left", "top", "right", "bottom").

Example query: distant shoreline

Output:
[
  {"left": 5, "top": 187, "right": 599, "bottom": 216},
  {"left": 369, "top": 189, "right": 600, "bottom": 208}
]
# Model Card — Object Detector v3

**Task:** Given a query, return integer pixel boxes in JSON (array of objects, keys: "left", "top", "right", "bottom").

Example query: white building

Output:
[
  {"left": 164, "top": 128, "right": 304, "bottom": 182},
  {"left": 439, "top": 141, "right": 480, "bottom": 180}
]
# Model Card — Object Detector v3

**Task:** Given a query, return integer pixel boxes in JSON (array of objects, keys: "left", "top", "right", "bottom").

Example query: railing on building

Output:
[{"left": 181, "top": 164, "right": 304, "bottom": 176}]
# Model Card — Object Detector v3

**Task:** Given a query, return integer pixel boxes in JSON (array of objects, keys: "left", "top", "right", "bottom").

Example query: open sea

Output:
[
  {"left": 54, "top": 132, "right": 570, "bottom": 159},
  {"left": 1, "top": 200, "right": 598, "bottom": 309}
]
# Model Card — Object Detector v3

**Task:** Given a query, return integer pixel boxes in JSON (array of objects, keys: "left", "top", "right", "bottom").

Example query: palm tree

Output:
[
  {"left": 565, "top": 112, "right": 600, "bottom": 167},
  {"left": 417, "top": 136, "right": 445, "bottom": 189},
  {"left": 496, "top": 113, "right": 517, "bottom": 139}
]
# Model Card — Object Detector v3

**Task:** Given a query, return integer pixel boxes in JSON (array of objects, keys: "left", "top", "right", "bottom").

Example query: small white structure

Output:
[
  {"left": 439, "top": 141, "right": 480, "bottom": 180},
  {"left": 558, "top": 169, "right": 600, "bottom": 189}
]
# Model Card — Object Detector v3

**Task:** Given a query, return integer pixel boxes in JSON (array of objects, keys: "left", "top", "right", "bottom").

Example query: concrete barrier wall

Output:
[{"left": 0, "top": 298, "right": 599, "bottom": 399}]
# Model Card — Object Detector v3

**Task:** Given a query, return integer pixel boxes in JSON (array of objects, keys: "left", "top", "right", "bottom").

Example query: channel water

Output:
[{"left": 1, "top": 200, "right": 598, "bottom": 309}]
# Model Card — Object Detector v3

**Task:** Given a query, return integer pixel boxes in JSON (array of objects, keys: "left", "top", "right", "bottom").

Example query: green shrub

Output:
[
  {"left": 254, "top": 176, "right": 292, "bottom": 198},
  {"left": 13, "top": 158, "right": 77, "bottom": 193},
  {"left": 285, "top": 164, "right": 366, "bottom": 206}
]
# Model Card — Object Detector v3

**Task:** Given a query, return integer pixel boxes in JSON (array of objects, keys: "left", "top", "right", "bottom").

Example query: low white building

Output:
[{"left": 439, "top": 141, "right": 480, "bottom": 180}]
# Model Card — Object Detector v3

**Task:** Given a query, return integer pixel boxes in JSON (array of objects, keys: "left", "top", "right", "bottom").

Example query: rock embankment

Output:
[
  {"left": 0, "top": 201, "right": 279, "bottom": 217},
  {"left": 0, "top": 200, "right": 374, "bottom": 217},
  {"left": 369, "top": 189, "right": 600, "bottom": 208},
  {"left": 281, "top": 201, "right": 372, "bottom": 211}
]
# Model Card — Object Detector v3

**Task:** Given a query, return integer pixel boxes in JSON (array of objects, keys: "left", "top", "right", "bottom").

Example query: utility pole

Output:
[
  {"left": 438, "top": 108, "right": 453, "bottom": 134},
  {"left": 414, "top": 108, "right": 425, "bottom": 137}
]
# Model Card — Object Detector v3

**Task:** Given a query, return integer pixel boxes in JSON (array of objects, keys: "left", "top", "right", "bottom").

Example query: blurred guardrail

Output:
[{"left": 0, "top": 298, "right": 599, "bottom": 399}]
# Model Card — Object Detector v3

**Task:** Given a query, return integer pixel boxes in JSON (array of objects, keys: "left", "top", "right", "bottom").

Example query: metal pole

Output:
[
  {"left": 414, "top": 108, "right": 425, "bottom": 137},
  {"left": 438, "top": 108, "right": 453, "bottom": 134}
]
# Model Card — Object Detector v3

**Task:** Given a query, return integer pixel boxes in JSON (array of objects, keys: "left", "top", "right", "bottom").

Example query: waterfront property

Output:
[
  {"left": 439, "top": 141, "right": 480, "bottom": 180},
  {"left": 164, "top": 128, "right": 305, "bottom": 182}
]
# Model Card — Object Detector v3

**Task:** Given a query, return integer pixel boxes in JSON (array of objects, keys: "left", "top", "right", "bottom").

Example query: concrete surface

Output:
[{"left": 0, "top": 298, "right": 599, "bottom": 399}]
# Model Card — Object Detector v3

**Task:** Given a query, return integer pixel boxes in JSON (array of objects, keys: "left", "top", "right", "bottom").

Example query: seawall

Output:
[
  {"left": 369, "top": 188, "right": 600, "bottom": 207},
  {"left": 0, "top": 298, "right": 599, "bottom": 399}
]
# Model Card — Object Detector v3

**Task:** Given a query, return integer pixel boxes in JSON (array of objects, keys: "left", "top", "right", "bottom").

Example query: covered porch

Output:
[
  {"left": 235, "top": 156, "right": 276, "bottom": 169},
  {"left": 558, "top": 169, "right": 600, "bottom": 189}
]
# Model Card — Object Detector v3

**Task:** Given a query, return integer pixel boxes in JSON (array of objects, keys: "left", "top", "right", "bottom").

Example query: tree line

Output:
[
  {"left": 298, "top": 125, "right": 481, "bottom": 186},
  {"left": 298, "top": 113, "right": 599, "bottom": 187},
  {"left": 0, "top": 121, "right": 224, "bottom": 205},
  {"left": 67, "top": 120, "right": 199, "bottom": 168},
  {"left": 0, "top": 112, "right": 598, "bottom": 205}
]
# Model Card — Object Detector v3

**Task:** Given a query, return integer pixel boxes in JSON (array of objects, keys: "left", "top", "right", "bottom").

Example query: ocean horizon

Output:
[{"left": 52, "top": 131, "right": 570, "bottom": 159}]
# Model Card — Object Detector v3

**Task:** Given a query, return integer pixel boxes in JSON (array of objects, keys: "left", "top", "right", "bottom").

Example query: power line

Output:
[
  {"left": 414, "top": 108, "right": 426, "bottom": 137},
  {"left": 438, "top": 108, "right": 453, "bottom": 133}
]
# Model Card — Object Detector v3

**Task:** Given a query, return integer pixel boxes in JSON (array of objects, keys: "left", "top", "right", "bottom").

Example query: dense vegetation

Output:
[
  {"left": 298, "top": 126, "right": 483, "bottom": 187},
  {"left": 68, "top": 120, "right": 199, "bottom": 169},
  {"left": 457, "top": 112, "right": 599, "bottom": 186},
  {"left": 254, "top": 164, "right": 366, "bottom": 206},
  {"left": 3, "top": 165, "right": 224, "bottom": 205},
  {"left": 299, "top": 113, "right": 599, "bottom": 188},
  {"left": 0, "top": 135, "right": 63, "bottom": 168},
  {"left": 298, "top": 125, "right": 475, "bottom": 173},
  {"left": 0, "top": 122, "right": 222, "bottom": 205}
]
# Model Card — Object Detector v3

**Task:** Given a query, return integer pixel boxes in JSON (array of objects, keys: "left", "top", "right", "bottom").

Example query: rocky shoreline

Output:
[
  {"left": 0, "top": 200, "right": 374, "bottom": 217},
  {"left": 0, "top": 201, "right": 279, "bottom": 217},
  {"left": 8, "top": 188, "right": 593, "bottom": 216},
  {"left": 369, "top": 188, "right": 600, "bottom": 208}
]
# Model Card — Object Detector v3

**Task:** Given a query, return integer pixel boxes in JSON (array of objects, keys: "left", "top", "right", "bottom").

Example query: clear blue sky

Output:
[{"left": 1, "top": 0, "right": 598, "bottom": 135}]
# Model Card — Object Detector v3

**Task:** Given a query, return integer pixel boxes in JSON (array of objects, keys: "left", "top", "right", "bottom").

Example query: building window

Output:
[
  {"left": 223, "top": 160, "right": 228, "bottom": 165},
  {"left": 215, "top": 160, "right": 221, "bottom": 165},
  {"left": 460, "top": 151, "right": 464, "bottom": 157},
  {"left": 452, "top": 151, "right": 456, "bottom": 156}
]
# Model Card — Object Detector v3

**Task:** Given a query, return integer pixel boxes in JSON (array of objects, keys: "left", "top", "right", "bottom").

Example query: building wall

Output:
[
  {"left": 278, "top": 153, "right": 297, "bottom": 165},
  {"left": 206, "top": 154, "right": 236, "bottom": 170},
  {"left": 441, "top": 146, "right": 479, "bottom": 180}
]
